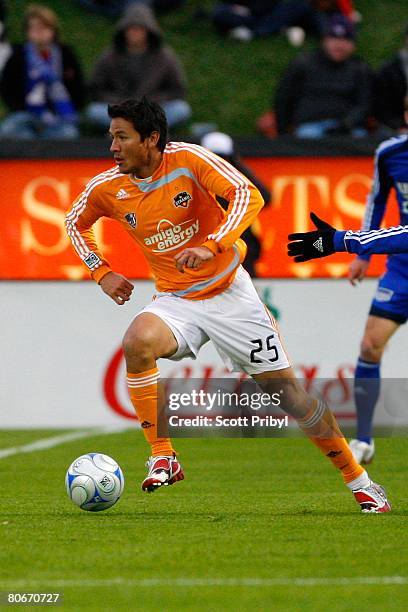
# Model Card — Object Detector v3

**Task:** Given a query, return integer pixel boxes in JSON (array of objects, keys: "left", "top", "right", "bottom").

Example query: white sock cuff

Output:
[
  {"left": 299, "top": 400, "right": 325, "bottom": 428},
  {"left": 346, "top": 470, "right": 371, "bottom": 491}
]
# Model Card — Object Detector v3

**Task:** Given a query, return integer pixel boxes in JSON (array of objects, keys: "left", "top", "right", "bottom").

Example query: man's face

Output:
[
  {"left": 125, "top": 25, "right": 148, "bottom": 49},
  {"left": 109, "top": 118, "right": 152, "bottom": 175},
  {"left": 323, "top": 36, "right": 355, "bottom": 62}
]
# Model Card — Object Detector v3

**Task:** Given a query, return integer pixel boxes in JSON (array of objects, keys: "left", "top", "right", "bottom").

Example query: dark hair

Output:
[{"left": 108, "top": 98, "right": 168, "bottom": 152}]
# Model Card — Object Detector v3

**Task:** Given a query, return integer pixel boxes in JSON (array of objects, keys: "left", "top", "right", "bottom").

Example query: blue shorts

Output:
[{"left": 370, "top": 270, "right": 408, "bottom": 324}]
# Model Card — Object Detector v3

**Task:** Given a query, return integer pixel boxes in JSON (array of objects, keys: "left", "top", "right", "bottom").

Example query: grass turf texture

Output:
[
  {"left": 0, "top": 430, "right": 407, "bottom": 610},
  {"left": 5, "top": 0, "right": 408, "bottom": 135}
]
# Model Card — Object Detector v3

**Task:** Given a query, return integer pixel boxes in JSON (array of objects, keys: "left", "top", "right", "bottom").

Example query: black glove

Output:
[{"left": 287, "top": 212, "right": 337, "bottom": 262}]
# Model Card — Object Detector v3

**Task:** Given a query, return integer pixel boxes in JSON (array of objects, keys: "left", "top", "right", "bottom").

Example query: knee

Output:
[
  {"left": 122, "top": 325, "right": 157, "bottom": 364},
  {"left": 360, "top": 336, "right": 385, "bottom": 363}
]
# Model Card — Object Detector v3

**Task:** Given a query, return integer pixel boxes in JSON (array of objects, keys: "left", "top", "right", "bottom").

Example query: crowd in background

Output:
[{"left": 0, "top": 0, "right": 407, "bottom": 142}]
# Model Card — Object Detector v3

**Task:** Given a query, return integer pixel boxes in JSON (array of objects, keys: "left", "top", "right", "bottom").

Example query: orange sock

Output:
[
  {"left": 297, "top": 399, "right": 364, "bottom": 484},
  {"left": 127, "top": 367, "right": 174, "bottom": 457}
]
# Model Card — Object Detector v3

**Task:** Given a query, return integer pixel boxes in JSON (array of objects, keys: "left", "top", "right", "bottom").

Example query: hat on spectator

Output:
[
  {"left": 324, "top": 14, "right": 356, "bottom": 41},
  {"left": 201, "top": 132, "right": 234, "bottom": 156}
]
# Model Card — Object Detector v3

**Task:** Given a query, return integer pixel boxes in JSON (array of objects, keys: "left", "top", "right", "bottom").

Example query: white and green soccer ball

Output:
[{"left": 66, "top": 453, "right": 124, "bottom": 512}]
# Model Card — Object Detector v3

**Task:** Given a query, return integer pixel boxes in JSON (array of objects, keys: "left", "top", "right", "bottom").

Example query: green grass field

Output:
[{"left": 0, "top": 429, "right": 407, "bottom": 610}]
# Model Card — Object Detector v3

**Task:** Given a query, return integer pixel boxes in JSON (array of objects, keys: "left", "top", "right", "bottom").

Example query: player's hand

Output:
[
  {"left": 100, "top": 271, "right": 134, "bottom": 305},
  {"left": 287, "top": 212, "right": 336, "bottom": 262},
  {"left": 174, "top": 246, "right": 214, "bottom": 273},
  {"left": 348, "top": 257, "right": 369, "bottom": 286}
]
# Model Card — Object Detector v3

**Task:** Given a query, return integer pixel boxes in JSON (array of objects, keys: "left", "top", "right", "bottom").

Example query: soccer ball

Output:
[{"left": 66, "top": 453, "right": 124, "bottom": 512}]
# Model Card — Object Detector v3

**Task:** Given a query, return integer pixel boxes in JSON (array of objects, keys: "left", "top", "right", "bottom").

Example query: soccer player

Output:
[
  {"left": 66, "top": 98, "right": 390, "bottom": 512},
  {"left": 288, "top": 122, "right": 408, "bottom": 464}
]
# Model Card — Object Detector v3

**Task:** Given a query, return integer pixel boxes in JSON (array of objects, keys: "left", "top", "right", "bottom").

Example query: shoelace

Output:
[{"left": 145, "top": 457, "right": 171, "bottom": 472}]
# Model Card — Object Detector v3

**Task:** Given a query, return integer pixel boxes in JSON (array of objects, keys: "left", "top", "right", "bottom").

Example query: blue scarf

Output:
[{"left": 24, "top": 42, "right": 77, "bottom": 123}]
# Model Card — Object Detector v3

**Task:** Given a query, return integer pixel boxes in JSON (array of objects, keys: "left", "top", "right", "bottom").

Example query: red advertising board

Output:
[{"left": 0, "top": 157, "right": 398, "bottom": 279}]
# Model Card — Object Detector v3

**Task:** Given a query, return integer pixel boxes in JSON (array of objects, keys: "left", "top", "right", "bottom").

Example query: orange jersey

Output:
[{"left": 65, "top": 142, "right": 264, "bottom": 299}]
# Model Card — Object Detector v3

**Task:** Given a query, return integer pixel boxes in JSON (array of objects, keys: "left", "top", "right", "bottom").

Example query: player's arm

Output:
[
  {"left": 287, "top": 212, "right": 408, "bottom": 261},
  {"left": 65, "top": 186, "right": 134, "bottom": 305},
  {"left": 348, "top": 146, "right": 392, "bottom": 281},
  {"left": 175, "top": 145, "right": 264, "bottom": 271},
  {"left": 191, "top": 144, "right": 264, "bottom": 252},
  {"left": 348, "top": 147, "right": 393, "bottom": 284},
  {"left": 339, "top": 225, "right": 408, "bottom": 256}
]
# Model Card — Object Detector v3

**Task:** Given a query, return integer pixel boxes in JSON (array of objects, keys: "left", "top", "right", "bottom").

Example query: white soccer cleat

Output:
[
  {"left": 353, "top": 481, "right": 391, "bottom": 513},
  {"left": 349, "top": 439, "right": 375, "bottom": 464},
  {"left": 141, "top": 455, "right": 184, "bottom": 493}
]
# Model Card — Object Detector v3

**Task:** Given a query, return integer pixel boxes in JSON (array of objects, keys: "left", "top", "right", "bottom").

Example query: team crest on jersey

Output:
[
  {"left": 125, "top": 212, "right": 137, "bottom": 228},
  {"left": 173, "top": 191, "right": 192, "bottom": 208}
]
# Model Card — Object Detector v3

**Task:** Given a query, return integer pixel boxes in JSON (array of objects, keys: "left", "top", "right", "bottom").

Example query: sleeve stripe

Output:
[
  {"left": 209, "top": 185, "right": 250, "bottom": 242},
  {"left": 346, "top": 225, "right": 408, "bottom": 245},
  {"left": 165, "top": 142, "right": 251, "bottom": 241},
  {"left": 66, "top": 194, "right": 89, "bottom": 258},
  {"left": 347, "top": 223, "right": 407, "bottom": 239},
  {"left": 362, "top": 138, "right": 401, "bottom": 231},
  {"left": 363, "top": 153, "right": 380, "bottom": 230},
  {"left": 209, "top": 184, "right": 244, "bottom": 240},
  {"left": 65, "top": 169, "right": 122, "bottom": 262},
  {"left": 66, "top": 166, "right": 120, "bottom": 222}
]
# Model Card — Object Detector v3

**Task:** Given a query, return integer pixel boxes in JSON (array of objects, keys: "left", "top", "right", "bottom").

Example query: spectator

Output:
[
  {"left": 275, "top": 14, "right": 372, "bottom": 138},
  {"left": 76, "top": 0, "right": 185, "bottom": 19},
  {"left": 85, "top": 4, "right": 191, "bottom": 131},
  {"left": 212, "top": 0, "right": 358, "bottom": 44},
  {"left": 374, "top": 23, "right": 408, "bottom": 134},
  {"left": 0, "top": 0, "right": 11, "bottom": 76},
  {"left": 201, "top": 131, "right": 271, "bottom": 277},
  {"left": 0, "top": 4, "right": 85, "bottom": 139}
]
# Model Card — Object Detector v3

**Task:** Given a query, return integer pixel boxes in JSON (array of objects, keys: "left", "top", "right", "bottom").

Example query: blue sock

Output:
[{"left": 354, "top": 358, "right": 380, "bottom": 444}]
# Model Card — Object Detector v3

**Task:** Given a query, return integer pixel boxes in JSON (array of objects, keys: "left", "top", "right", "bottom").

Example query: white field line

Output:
[
  {"left": 0, "top": 427, "right": 128, "bottom": 460},
  {"left": 0, "top": 577, "right": 406, "bottom": 589}
]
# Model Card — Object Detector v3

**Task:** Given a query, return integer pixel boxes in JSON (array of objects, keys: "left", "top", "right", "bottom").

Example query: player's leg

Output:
[
  {"left": 253, "top": 368, "right": 390, "bottom": 512},
  {"left": 124, "top": 296, "right": 209, "bottom": 492},
  {"left": 123, "top": 312, "right": 183, "bottom": 492},
  {"left": 123, "top": 312, "right": 179, "bottom": 372},
  {"left": 205, "top": 268, "right": 391, "bottom": 511},
  {"left": 253, "top": 368, "right": 365, "bottom": 480},
  {"left": 351, "top": 315, "right": 400, "bottom": 463},
  {"left": 351, "top": 268, "right": 408, "bottom": 463}
]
